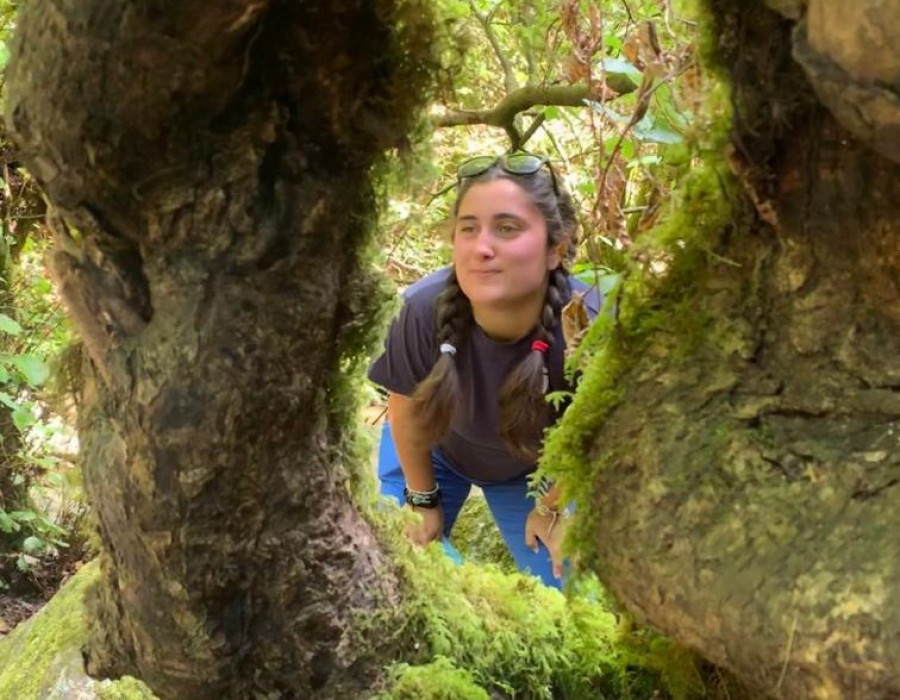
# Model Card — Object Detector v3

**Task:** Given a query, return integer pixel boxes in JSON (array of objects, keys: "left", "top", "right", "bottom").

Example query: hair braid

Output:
[
  {"left": 411, "top": 269, "right": 472, "bottom": 445},
  {"left": 498, "top": 267, "right": 570, "bottom": 461}
]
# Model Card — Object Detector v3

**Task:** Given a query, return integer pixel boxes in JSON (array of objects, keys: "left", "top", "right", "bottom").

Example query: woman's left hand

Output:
[{"left": 525, "top": 507, "right": 568, "bottom": 580}]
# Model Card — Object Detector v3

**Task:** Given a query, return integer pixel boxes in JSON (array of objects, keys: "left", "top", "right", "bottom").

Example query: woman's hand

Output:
[
  {"left": 525, "top": 507, "right": 569, "bottom": 580},
  {"left": 407, "top": 503, "right": 445, "bottom": 546}
]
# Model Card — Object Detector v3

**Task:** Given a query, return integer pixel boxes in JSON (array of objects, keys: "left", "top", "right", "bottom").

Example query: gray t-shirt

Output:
[{"left": 368, "top": 267, "right": 602, "bottom": 483}]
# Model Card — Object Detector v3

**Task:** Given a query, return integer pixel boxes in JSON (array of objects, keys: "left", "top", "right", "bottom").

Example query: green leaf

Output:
[
  {"left": 597, "top": 273, "right": 622, "bottom": 294},
  {"left": 0, "top": 391, "right": 18, "bottom": 410},
  {"left": 9, "top": 509, "right": 37, "bottom": 522},
  {"left": 627, "top": 155, "right": 662, "bottom": 169},
  {"left": 0, "top": 510, "right": 17, "bottom": 533},
  {"left": 22, "top": 535, "right": 46, "bottom": 554},
  {"left": 574, "top": 270, "right": 622, "bottom": 295},
  {"left": 10, "top": 354, "right": 50, "bottom": 387},
  {"left": 45, "top": 471, "right": 66, "bottom": 488},
  {"left": 35, "top": 456, "right": 59, "bottom": 472},
  {"left": 16, "top": 554, "right": 29, "bottom": 572},
  {"left": 35, "top": 517, "right": 67, "bottom": 537},
  {"left": 0, "top": 313, "right": 22, "bottom": 336},
  {"left": 0, "top": 41, "right": 9, "bottom": 72},
  {"left": 601, "top": 57, "right": 642, "bottom": 82},
  {"left": 632, "top": 111, "right": 685, "bottom": 145},
  {"left": 633, "top": 123, "right": 684, "bottom": 144},
  {"left": 12, "top": 404, "right": 36, "bottom": 432},
  {"left": 576, "top": 182, "right": 597, "bottom": 198}
]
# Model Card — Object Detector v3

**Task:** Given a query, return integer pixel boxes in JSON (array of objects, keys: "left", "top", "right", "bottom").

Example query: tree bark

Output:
[
  {"left": 577, "top": 2, "right": 900, "bottom": 697},
  {"left": 5, "top": 1, "right": 433, "bottom": 697}
]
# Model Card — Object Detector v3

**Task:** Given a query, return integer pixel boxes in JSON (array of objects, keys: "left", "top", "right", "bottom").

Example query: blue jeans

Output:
[{"left": 377, "top": 422, "right": 561, "bottom": 589}]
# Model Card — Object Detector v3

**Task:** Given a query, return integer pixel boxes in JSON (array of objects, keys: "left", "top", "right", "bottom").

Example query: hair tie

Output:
[
  {"left": 531, "top": 340, "right": 550, "bottom": 354},
  {"left": 439, "top": 343, "right": 457, "bottom": 356}
]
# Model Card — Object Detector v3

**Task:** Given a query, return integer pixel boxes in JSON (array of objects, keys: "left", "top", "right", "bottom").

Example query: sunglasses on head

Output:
[{"left": 456, "top": 152, "right": 560, "bottom": 197}]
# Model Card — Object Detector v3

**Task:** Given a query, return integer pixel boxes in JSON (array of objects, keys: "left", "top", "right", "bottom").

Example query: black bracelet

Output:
[{"left": 404, "top": 486, "right": 441, "bottom": 509}]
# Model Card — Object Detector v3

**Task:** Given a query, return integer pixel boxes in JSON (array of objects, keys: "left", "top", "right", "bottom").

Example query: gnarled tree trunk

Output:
[
  {"left": 577, "top": 2, "right": 899, "bottom": 698},
  {"left": 5, "top": 1, "right": 432, "bottom": 697}
]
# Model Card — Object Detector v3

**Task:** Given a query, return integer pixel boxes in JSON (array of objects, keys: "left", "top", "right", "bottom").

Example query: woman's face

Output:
[{"left": 452, "top": 178, "right": 560, "bottom": 310}]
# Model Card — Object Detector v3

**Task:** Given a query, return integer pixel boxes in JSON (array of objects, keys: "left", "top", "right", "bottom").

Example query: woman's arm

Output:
[
  {"left": 387, "top": 392, "right": 436, "bottom": 491},
  {"left": 387, "top": 391, "right": 444, "bottom": 545}
]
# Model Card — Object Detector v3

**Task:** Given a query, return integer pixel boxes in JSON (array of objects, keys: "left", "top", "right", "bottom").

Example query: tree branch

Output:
[{"left": 432, "top": 76, "right": 637, "bottom": 130}]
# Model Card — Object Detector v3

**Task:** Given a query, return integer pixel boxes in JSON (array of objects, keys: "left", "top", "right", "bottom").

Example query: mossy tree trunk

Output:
[
  {"left": 5, "top": 1, "right": 432, "bottom": 697},
  {"left": 576, "top": 2, "right": 899, "bottom": 698}
]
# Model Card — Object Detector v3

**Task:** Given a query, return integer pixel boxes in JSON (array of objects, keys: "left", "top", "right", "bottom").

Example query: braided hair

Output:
[
  {"left": 497, "top": 266, "right": 570, "bottom": 459},
  {"left": 411, "top": 163, "right": 578, "bottom": 460},
  {"left": 410, "top": 269, "right": 472, "bottom": 446}
]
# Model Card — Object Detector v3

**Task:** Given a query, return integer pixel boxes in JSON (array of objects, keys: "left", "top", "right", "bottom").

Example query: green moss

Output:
[
  {"left": 0, "top": 561, "right": 157, "bottom": 700},
  {"left": 357, "top": 502, "right": 701, "bottom": 700},
  {"left": 0, "top": 562, "right": 98, "bottom": 698},
  {"left": 94, "top": 676, "right": 158, "bottom": 700},
  {"left": 380, "top": 656, "right": 490, "bottom": 699}
]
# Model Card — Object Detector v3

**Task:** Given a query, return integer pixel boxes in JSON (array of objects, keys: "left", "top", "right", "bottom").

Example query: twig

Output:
[
  {"left": 367, "top": 405, "right": 388, "bottom": 425},
  {"left": 469, "top": 0, "right": 518, "bottom": 96},
  {"left": 776, "top": 612, "right": 799, "bottom": 691},
  {"left": 592, "top": 72, "right": 654, "bottom": 221},
  {"left": 518, "top": 113, "right": 546, "bottom": 150}
]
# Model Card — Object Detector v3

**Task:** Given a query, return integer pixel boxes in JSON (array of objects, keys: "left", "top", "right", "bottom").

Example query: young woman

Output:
[{"left": 369, "top": 153, "right": 601, "bottom": 588}]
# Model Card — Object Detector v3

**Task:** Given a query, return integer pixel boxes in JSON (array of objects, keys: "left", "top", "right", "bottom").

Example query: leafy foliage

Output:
[
  {"left": 0, "top": 233, "right": 84, "bottom": 593},
  {"left": 0, "top": 0, "right": 85, "bottom": 596},
  {"left": 376, "top": 0, "right": 707, "bottom": 289}
]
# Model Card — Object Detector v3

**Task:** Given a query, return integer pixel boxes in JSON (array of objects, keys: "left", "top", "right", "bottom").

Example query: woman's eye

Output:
[
  {"left": 458, "top": 225, "right": 477, "bottom": 236},
  {"left": 496, "top": 223, "right": 519, "bottom": 235}
]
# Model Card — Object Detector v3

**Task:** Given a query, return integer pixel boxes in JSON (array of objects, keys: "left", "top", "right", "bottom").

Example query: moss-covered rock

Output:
[{"left": 0, "top": 561, "right": 157, "bottom": 700}]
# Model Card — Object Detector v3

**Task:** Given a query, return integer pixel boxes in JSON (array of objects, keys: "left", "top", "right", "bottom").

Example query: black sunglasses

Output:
[{"left": 456, "top": 152, "right": 560, "bottom": 197}]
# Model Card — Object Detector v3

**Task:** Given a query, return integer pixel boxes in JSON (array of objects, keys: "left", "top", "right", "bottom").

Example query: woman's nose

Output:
[{"left": 474, "top": 230, "right": 495, "bottom": 257}]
